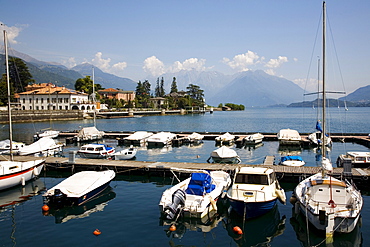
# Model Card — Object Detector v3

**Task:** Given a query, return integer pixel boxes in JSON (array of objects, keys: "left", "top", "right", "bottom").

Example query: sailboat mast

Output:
[
  {"left": 92, "top": 67, "right": 96, "bottom": 127},
  {"left": 322, "top": 1, "right": 326, "bottom": 157},
  {"left": 4, "top": 30, "right": 13, "bottom": 159}
]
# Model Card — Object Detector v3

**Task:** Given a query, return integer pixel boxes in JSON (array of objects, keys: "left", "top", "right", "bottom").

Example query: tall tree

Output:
[
  {"left": 8, "top": 57, "right": 34, "bottom": 93},
  {"left": 186, "top": 84, "right": 204, "bottom": 106},
  {"left": 155, "top": 78, "right": 160, "bottom": 97},
  {"left": 75, "top": 76, "right": 103, "bottom": 100},
  {"left": 170, "top": 77, "right": 178, "bottom": 94},
  {"left": 160, "top": 77, "right": 165, "bottom": 97}
]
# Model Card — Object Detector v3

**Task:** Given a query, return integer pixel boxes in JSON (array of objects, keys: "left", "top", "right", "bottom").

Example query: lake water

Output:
[{"left": 0, "top": 107, "right": 369, "bottom": 246}]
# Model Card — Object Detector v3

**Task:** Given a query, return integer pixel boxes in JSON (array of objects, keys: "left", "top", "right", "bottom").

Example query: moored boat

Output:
[
  {"left": 147, "top": 132, "right": 177, "bottom": 147},
  {"left": 73, "top": 126, "right": 105, "bottom": 142},
  {"left": 243, "top": 133, "right": 264, "bottom": 145},
  {"left": 159, "top": 170, "right": 231, "bottom": 220},
  {"left": 279, "top": 155, "right": 305, "bottom": 167},
  {"left": 207, "top": 146, "right": 241, "bottom": 164},
  {"left": 0, "top": 139, "right": 25, "bottom": 154},
  {"left": 215, "top": 132, "right": 235, "bottom": 145},
  {"left": 226, "top": 166, "right": 286, "bottom": 219},
  {"left": 77, "top": 143, "right": 115, "bottom": 159},
  {"left": 185, "top": 132, "right": 204, "bottom": 144},
  {"left": 17, "top": 137, "right": 64, "bottom": 157},
  {"left": 113, "top": 146, "right": 137, "bottom": 160},
  {"left": 123, "top": 131, "right": 153, "bottom": 145},
  {"left": 336, "top": 151, "right": 370, "bottom": 168},
  {"left": 43, "top": 170, "right": 116, "bottom": 208},
  {"left": 277, "top": 128, "right": 301, "bottom": 146}
]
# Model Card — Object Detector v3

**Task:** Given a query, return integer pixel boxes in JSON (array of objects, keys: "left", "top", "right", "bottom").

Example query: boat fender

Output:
[{"left": 33, "top": 167, "right": 40, "bottom": 176}]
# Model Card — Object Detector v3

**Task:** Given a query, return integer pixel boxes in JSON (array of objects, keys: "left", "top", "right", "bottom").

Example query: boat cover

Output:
[
  {"left": 281, "top": 156, "right": 303, "bottom": 162},
  {"left": 185, "top": 173, "right": 215, "bottom": 196},
  {"left": 211, "top": 146, "right": 238, "bottom": 158},
  {"left": 76, "top": 127, "right": 104, "bottom": 139},
  {"left": 18, "top": 137, "right": 61, "bottom": 155},
  {"left": 45, "top": 170, "right": 115, "bottom": 198}
]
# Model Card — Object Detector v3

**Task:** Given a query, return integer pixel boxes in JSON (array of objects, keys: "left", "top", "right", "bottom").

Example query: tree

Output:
[
  {"left": 0, "top": 74, "right": 14, "bottom": 106},
  {"left": 159, "top": 77, "right": 165, "bottom": 97},
  {"left": 8, "top": 57, "right": 34, "bottom": 93},
  {"left": 170, "top": 77, "right": 178, "bottom": 94},
  {"left": 135, "top": 80, "right": 151, "bottom": 107},
  {"left": 75, "top": 76, "right": 103, "bottom": 100},
  {"left": 186, "top": 84, "right": 204, "bottom": 106},
  {"left": 155, "top": 78, "right": 160, "bottom": 97}
]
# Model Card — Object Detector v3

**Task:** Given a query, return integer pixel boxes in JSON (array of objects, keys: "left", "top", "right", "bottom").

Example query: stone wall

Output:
[{"left": 0, "top": 110, "right": 84, "bottom": 123}]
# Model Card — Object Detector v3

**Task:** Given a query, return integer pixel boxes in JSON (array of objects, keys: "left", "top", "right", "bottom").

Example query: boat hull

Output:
[
  {"left": 0, "top": 160, "right": 44, "bottom": 191},
  {"left": 228, "top": 198, "right": 277, "bottom": 219}
]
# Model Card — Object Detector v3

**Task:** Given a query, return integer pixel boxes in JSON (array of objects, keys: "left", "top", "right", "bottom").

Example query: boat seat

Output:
[{"left": 185, "top": 173, "right": 215, "bottom": 196}]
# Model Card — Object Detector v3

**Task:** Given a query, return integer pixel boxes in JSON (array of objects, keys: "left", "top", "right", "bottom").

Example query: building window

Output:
[
  {"left": 29, "top": 98, "right": 32, "bottom": 103},
  {"left": 36, "top": 98, "right": 39, "bottom": 103},
  {"left": 47, "top": 98, "right": 50, "bottom": 103},
  {"left": 64, "top": 98, "right": 69, "bottom": 103},
  {"left": 41, "top": 106, "right": 44, "bottom": 110},
  {"left": 59, "top": 106, "right": 62, "bottom": 110},
  {"left": 36, "top": 106, "right": 39, "bottom": 110},
  {"left": 52, "top": 98, "right": 56, "bottom": 103},
  {"left": 65, "top": 106, "right": 68, "bottom": 110},
  {"left": 23, "top": 98, "right": 25, "bottom": 104},
  {"left": 41, "top": 98, "right": 44, "bottom": 103}
]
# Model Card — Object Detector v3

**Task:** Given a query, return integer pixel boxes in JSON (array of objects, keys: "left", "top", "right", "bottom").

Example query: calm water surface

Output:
[{"left": 0, "top": 107, "right": 369, "bottom": 246}]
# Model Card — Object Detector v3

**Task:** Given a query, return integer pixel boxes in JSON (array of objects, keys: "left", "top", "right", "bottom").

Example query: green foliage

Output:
[
  {"left": 154, "top": 77, "right": 165, "bottom": 97},
  {"left": 225, "top": 103, "right": 245, "bottom": 110},
  {"left": 170, "top": 77, "right": 178, "bottom": 93},
  {"left": 186, "top": 84, "right": 204, "bottom": 107},
  {"left": 74, "top": 76, "right": 103, "bottom": 100}
]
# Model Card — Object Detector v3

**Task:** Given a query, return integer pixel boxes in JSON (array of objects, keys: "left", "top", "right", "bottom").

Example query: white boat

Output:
[
  {"left": 307, "top": 121, "right": 332, "bottom": 147},
  {"left": 185, "top": 132, "right": 204, "bottom": 144},
  {"left": 78, "top": 143, "right": 115, "bottom": 159},
  {"left": 215, "top": 132, "right": 235, "bottom": 145},
  {"left": 336, "top": 151, "right": 370, "bottom": 168},
  {"left": 113, "top": 146, "right": 137, "bottom": 160},
  {"left": 243, "top": 133, "right": 264, "bottom": 145},
  {"left": 159, "top": 170, "right": 231, "bottom": 220},
  {"left": 0, "top": 30, "right": 45, "bottom": 191},
  {"left": 147, "top": 132, "right": 177, "bottom": 146},
  {"left": 73, "top": 126, "right": 105, "bottom": 142},
  {"left": 277, "top": 129, "right": 301, "bottom": 145},
  {"left": 17, "top": 137, "right": 64, "bottom": 157},
  {"left": 292, "top": 3, "right": 363, "bottom": 241},
  {"left": 207, "top": 146, "right": 241, "bottom": 164},
  {"left": 0, "top": 139, "right": 25, "bottom": 153},
  {"left": 279, "top": 155, "right": 305, "bottom": 167},
  {"left": 226, "top": 166, "right": 286, "bottom": 219},
  {"left": 43, "top": 170, "right": 115, "bottom": 208},
  {"left": 123, "top": 131, "right": 153, "bottom": 145},
  {"left": 34, "top": 129, "right": 60, "bottom": 140}
]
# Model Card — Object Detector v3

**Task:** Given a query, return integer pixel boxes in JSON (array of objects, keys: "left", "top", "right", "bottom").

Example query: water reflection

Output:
[{"left": 223, "top": 205, "right": 286, "bottom": 246}]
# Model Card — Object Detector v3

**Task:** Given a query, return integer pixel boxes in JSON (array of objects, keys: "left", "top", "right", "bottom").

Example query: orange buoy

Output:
[
  {"left": 42, "top": 205, "right": 49, "bottom": 212},
  {"left": 233, "top": 226, "right": 243, "bottom": 235},
  {"left": 93, "top": 229, "right": 102, "bottom": 236},
  {"left": 169, "top": 224, "right": 176, "bottom": 232}
]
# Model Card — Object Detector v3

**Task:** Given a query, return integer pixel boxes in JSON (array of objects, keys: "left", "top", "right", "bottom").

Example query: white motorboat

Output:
[
  {"left": 207, "top": 146, "right": 241, "bottom": 164},
  {"left": 0, "top": 139, "right": 25, "bottom": 153},
  {"left": 113, "top": 146, "right": 137, "bottom": 160},
  {"left": 226, "top": 166, "right": 286, "bottom": 219},
  {"left": 292, "top": 3, "right": 363, "bottom": 241},
  {"left": 159, "top": 170, "right": 231, "bottom": 220},
  {"left": 17, "top": 137, "right": 64, "bottom": 157},
  {"left": 43, "top": 170, "right": 115, "bottom": 208},
  {"left": 279, "top": 155, "right": 305, "bottom": 167},
  {"left": 34, "top": 129, "right": 60, "bottom": 140},
  {"left": 243, "top": 133, "right": 264, "bottom": 145},
  {"left": 185, "top": 132, "right": 204, "bottom": 144},
  {"left": 215, "top": 132, "right": 235, "bottom": 145},
  {"left": 336, "top": 151, "right": 370, "bottom": 168},
  {"left": 277, "top": 129, "right": 301, "bottom": 145},
  {"left": 123, "top": 131, "right": 153, "bottom": 145},
  {"left": 78, "top": 143, "right": 115, "bottom": 159},
  {"left": 147, "top": 132, "right": 177, "bottom": 146},
  {"left": 0, "top": 30, "right": 45, "bottom": 191},
  {"left": 73, "top": 126, "right": 105, "bottom": 142}
]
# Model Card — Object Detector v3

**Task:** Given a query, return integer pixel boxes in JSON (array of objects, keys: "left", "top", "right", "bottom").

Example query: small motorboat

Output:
[
  {"left": 185, "top": 132, "right": 204, "bottom": 144},
  {"left": 147, "top": 132, "right": 177, "bottom": 147},
  {"left": 43, "top": 170, "right": 116, "bottom": 208},
  {"left": 17, "top": 137, "right": 64, "bottom": 157},
  {"left": 0, "top": 139, "right": 25, "bottom": 154},
  {"left": 159, "top": 170, "right": 231, "bottom": 220},
  {"left": 73, "top": 126, "right": 104, "bottom": 142},
  {"left": 207, "top": 146, "right": 241, "bottom": 164},
  {"left": 226, "top": 166, "right": 286, "bottom": 219},
  {"left": 243, "top": 133, "right": 264, "bottom": 145},
  {"left": 113, "top": 146, "right": 137, "bottom": 160},
  {"left": 34, "top": 129, "right": 60, "bottom": 141},
  {"left": 336, "top": 151, "right": 370, "bottom": 168},
  {"left": 122, "top": 131, "right": 153, "bottom": 145},
  {"left": 215, "top": 132, "right": 235, "bottom": 145},
  {"left": 279, "top": 155, "right": 305, "bottom": 167},
  {"left": 277, "top": 129, "right": 301, "bottom": 146},
  {"left": 77, "top": 143, "right": 115, "bottom": 159}
]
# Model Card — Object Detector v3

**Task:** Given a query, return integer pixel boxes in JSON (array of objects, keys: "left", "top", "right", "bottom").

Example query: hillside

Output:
[{"left": 339, "top": 85, "right": 370, "bottom": 103}]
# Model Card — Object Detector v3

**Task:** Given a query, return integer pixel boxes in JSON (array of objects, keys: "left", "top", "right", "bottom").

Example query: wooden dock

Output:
[{"left": 40, "top": 156, "right": 370, "bottom": 189}]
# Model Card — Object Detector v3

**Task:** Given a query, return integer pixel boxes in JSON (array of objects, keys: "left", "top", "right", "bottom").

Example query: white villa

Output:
[{"left": 16, "top": 83, "right": 98, "bottom": 112}]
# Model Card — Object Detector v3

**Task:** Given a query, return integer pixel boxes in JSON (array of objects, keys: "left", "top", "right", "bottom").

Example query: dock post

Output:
[{"left": 69, "top": 150, "right": 77, "bottom": 164}]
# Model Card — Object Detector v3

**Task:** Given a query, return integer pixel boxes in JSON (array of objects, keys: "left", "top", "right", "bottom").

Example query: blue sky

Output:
[{"left": 1, "top": 0, "right": 369, "bottom": 93}]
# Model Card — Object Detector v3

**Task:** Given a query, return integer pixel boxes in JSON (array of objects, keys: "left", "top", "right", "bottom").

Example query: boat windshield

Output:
[{"left": 235, "top": 174, "right": 269, "bottom": 185}]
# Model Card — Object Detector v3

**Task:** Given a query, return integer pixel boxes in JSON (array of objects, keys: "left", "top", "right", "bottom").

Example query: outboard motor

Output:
[
  {"left": 164, "top": 189, "right": 186, "bottom": 220},
  {"left": 50, "top": 189, "right": 67, "bottom": 207}
]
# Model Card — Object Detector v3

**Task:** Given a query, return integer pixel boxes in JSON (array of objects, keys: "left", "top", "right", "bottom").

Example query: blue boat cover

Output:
[
  {"left": 185, "top": 173, "right": 215, "bottom": 196},
  {"left": 281, "top": 156, "right": 303, "bottom": 162}
]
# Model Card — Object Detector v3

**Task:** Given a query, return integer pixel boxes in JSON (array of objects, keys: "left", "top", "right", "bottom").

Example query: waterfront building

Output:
[{"left": 98, "top": 88, "right": 135, "bottom": 102}]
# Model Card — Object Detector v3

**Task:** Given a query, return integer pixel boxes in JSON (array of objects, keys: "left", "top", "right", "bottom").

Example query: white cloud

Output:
[
  {"left": 265, "top": 56, "right": 288, "bottom": 68},
  {"left": 294, "top": 78, "right": 318, "bottom": 92},
  {"left": 0, "top": 22, "right": 26, "bottom": 44},
  {"left": 62, "top": 57, "right": 77, "bottom": 68},
  {"left": 143, "top": 56, "right": 165, "bottom": 77},
  {"left": 110, "top": 62, "right": 127, "bottom": 74},
  {"left": 223, "top": 51, "right": 260, "bottom": 72},
  {"left": 92, "top": 52, "right": 111, "bottom": 71}
]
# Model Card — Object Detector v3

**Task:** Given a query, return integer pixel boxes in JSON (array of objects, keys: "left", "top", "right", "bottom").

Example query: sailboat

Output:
[
  {"left": 73, "top": 67, "right": 104, "bottom": 142},
  {"left": 291, "top": 2, "right": 363, "bottom": 242},
  {"left": 0, "top": 30, "right": 45, "bottom": 190}
]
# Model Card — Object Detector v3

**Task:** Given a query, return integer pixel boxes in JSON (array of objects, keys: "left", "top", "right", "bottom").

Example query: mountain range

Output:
[{"left": 1, "top": 47, "right": 369, "bottom": 107}]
